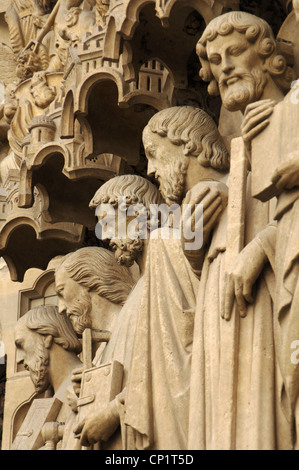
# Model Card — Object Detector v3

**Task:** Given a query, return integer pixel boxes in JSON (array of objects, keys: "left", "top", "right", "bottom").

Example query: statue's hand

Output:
[
  {"left": 67, "top": 386, "right": 78, "bottom": 413},
  {"left": 241, "top": 99, "right": 276, "bottom": 150},
  {"left": 223, "top": 239, "right": 267, "bottom": 321},
  {"left": 73, "top": 400, "right": 120, "bottom": 447},
  {"left": 71, "top": 367, "right": 84, "bottom": 397},
  {"left": 272, "top": 152, "right": 299, "bottom": 190},
  {"left": 4, "top": 101, "right": 17, "bottom": 124},
  {"left": 182, "top": 181, "right": 228, "bottom": 248}
]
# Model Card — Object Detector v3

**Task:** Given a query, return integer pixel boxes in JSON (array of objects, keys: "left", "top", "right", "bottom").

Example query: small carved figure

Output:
[
  {"left": 29, "top": 71, "right": 56, "bottom": 108},
  {"left": 5, "top": 0, "right": 50, "bottom": 56}
]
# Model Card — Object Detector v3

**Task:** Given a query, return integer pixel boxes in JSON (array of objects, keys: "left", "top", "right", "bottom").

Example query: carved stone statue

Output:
[
  {"left": 243, "top": 4, "right": 299, "bottom": 449},
  {"left": 198, "top": 8, "right": 299, "bottom": 450},
  {"left": 190, "top": 10, "right": 296, "bottom": 450},
  {"left": 13, "top": 305, "right": 82, "bottom": 449},
  {"left": 47, "top": 0, "right": 96, "bottom": 72},
  {"left": 89, "top": 174, "right": 163, "bottom": 272},
  {"left": 5, "top": 0, "right": 50, "bottom": 56},
  {"left": 2, "top": 0, "right": 299, "bottom": 453},
  {"left": 120, "top": 107, "right": 228, "bottom": 450},
  {"left": 71, "top": 176, "right": 162, "bottom": 448},
  {"left": 54, "top": 245, "right": 137, "bottom": 449},
  {"left": 143, "top": 105, "right": 229, "bottom": 276},
  {"left": 15, "top": 305, "right": 82, "bottom": 398},
  {"left": 55, "top": 246, "right": 135, "bottom": 336},
  {"left": 4, "top": 0, "right": 52, "bottom": 81}
]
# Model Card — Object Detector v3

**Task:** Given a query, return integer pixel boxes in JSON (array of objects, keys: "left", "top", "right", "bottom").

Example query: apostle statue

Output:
[{"left": 189, "top": 11, "right": 295, "bottom": 450}]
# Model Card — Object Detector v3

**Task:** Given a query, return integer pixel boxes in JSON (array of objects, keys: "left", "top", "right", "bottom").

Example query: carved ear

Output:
[{"left": 43, "top": 335, "right": 54, "bottom": 349}]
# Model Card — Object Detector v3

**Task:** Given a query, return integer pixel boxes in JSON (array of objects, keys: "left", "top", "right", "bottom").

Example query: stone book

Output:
[{"left": 251, "top": 90, "right": 299, "bottom": 202}]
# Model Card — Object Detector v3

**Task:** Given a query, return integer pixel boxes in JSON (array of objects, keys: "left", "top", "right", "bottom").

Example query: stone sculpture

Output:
[
  {"left": 120, "top": 107, "right": 227, "bottom": 450},
  {"left": 72, "top": 175, "right": 162, "bottom": 448},
  {"left": 15, "top": 305, "right": 82, "bottom": 398},
  {"left": 55, "top": 245, "right": 137, "bottom": 449},
  {"left": 188, "top": 10, "right": 296, "bottom": 450},
  {"left": 55, "top": 246, "right": 135, "bottom": 336},
  {"left": 143, "top": 105, "right": 229, "bottom": 275},
  {"left": 47, "top": 0, "right": 96, "bottom": 73},
  {"left": 13, "top": 305, "right": 82, "bottom": 449},
  {"left": 5, "top": 0, "right": 50, "bottom": 56},
  {"left": 197, "top": 8, "right": 299, "bottom": 450},
  {"left": 2, "top": 0, "right": 299, "bottom": 453}
]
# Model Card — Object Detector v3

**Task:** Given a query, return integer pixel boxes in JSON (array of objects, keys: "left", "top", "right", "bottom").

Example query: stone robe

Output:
[
  {"left": 124, "top": 228, "right": 199, "bottom": 450},
  {"left": 188, "top": 178, "right": 290, "bottom": 450},
  {"left": 273, "top": 189, "right": 299, "bottom": 448},
  {"left": 60, "top": 277, "right": 144, "bottom": 450}
]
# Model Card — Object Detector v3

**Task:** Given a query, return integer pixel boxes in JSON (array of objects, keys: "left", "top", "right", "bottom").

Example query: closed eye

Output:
[
  {"left": 56, "top": 288, "right": 64, "bottom": 297},
  {"left": 145, "top": 145, "right": 156, "bottom": 159},
  {"left": 208, "top": 54, "right": 221, "bottom": 65},
  {"left": 228, "top": 45, "right": 246, "bottom": 57},
  {"left": 15, "top": 339, "right": 24, "bottom": 349}
]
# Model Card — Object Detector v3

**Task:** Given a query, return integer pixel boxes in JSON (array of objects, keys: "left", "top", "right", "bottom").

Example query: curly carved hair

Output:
[
  {"left": 197, "top": 11, "right": 295, "bottom": 96},
  {"left": 57, "top": 247, "right": 135, "bottom": 306},
  {"left": 90, "top": 174, "right": 163, "bottom": 212},
  {"left": 23, "top": 305, "right": 82, "bottom": 354},
  {"left": 145, "top": 106, "right": 229, "bottom": 171}
]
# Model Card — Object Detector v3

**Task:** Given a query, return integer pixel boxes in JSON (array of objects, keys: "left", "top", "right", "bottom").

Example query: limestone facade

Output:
[{"left": 0, "top": 0, "right": 298, "bottom": 451}]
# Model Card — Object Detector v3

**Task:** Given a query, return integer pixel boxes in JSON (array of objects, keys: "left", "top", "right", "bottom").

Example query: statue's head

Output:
[
  {"left": 55, "top": 247, "right": 135, "bottom": 334},
  {"left": 90, "top": 175, "right": 163, "bottom": 267},
  {"left": 197, "top": 11, "right": 294, "bottom": 111},
  {"left": 143, "top": 106, "right": 229, "bottom": 205},
  {"left": 16, "top": 49, "right": 42, "bottom": 81},
  {"left": 14, "top": 305, "right": 81, "bottom": 393},
  {"left": 30, "top": 71, "right": 56, "bottom": 109}
]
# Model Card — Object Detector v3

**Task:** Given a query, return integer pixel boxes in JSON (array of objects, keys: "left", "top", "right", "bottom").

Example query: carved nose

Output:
[
  {"left": 58, "top": 299, "right": 66, "bottom": 315},
  {"left": 222, "top": 56, "right": 235, "bottom": 74},
  {"left": 16, "top": 347, "right": 25, "bottom": 365}
]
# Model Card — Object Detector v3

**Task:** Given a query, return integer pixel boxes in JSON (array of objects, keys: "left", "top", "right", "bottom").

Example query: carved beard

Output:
[
  {"left": 158, "top": 159, "right": 189, "bottom": 206},
  {"left": 109, "top": 238, "right": 144, "bottom": 268},
  {"left": 67, "top": 290, "right": 92, "bottom": 335},
  {"left": 219, "top": 67, "right": 268, "bottom": 112},
  {"left": 27, "top": 341, "right": 50, "bottom": 393}
]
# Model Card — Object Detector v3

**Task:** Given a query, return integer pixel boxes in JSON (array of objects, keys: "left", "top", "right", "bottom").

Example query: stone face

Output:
[{"left": 0, "top": 0, "right": 299, "bottom": 451}]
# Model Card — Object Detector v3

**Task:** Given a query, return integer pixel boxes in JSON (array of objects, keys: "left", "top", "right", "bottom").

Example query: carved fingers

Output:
[
  {"left": 241, "top": 99, "right": 276, "bottom": 144},
  {"left": 223, "top": 269, "right": 253, "bottom": 321},
  {"left": 71, "top": 367, "right": 84, "bottom": 397},
  {"left": 183, "top": 182, "right": 228, "bottom": 237},
  {"left": 222, "top": 239, "right": 267, "bottom": 321},
  {"left": 182, "top": 182, "right": 228, "bottom": 277},
  {"left": 74, "top": 401, "right": 120, "bottom": 447},
  {"left": 66, "top": 386, "right": 78, "bottom": 413}
]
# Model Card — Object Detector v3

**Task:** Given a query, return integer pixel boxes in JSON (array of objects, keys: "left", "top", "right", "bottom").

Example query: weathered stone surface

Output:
[{"left": 1, "top": 0, "right": 299, "bottom": 452}]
